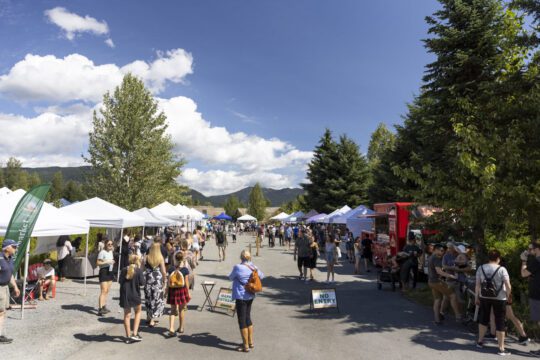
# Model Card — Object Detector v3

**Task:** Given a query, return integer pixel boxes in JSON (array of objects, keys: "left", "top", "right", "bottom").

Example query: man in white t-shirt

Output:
[{"left": 37, "top": 259, "right": 56, "bottom": 300}]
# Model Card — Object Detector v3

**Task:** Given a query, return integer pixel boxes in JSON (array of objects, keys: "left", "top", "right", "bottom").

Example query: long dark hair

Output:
[{"left": 56, "top": 235, "right": 70, "bottom": 247}]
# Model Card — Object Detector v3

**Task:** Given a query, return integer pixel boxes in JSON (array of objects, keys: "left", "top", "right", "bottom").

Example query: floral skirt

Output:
[{"left": 144, "top": 268, "right": 165, "bottom": 318}]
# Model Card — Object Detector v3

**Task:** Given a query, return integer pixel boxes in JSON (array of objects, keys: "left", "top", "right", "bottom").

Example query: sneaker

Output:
[
  {"left": 101, "top": 306, "right": 111, "bottom": 314},
  {"left": 497, "top": 350, "right": 511, "bottom": 356},
  {"left": 130, "top": 334, "right": 142, "bottom": 342},
  {"left": 164, "top": 331, "right": 176, "bottom": 338},
  {"left": 0, "top": 336, "right": 13, "bottom": 344},
  {"left": 476, "top": 341, "right": 485, "bottom": 349},
  {"left": 518, "top": 336, "right": 530, "bottom": 345},
  {"left": 97, "top": 308, "right": 104, "bottom": 316}
]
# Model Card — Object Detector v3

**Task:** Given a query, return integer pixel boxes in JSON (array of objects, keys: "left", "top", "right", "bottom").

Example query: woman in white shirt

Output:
[
  {"left": 56, "top": 235, "right": 72, "bottom": 282},
  {"left": 97, "top": 240, "right": 115, "bottom": 316}
]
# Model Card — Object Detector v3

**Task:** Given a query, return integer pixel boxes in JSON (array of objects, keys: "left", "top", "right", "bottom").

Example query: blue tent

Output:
[{"left": 213, "top": 212, "right": 232, "bottom": 221}]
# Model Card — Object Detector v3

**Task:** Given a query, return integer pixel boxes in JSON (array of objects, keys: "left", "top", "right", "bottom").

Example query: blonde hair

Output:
[
  {"left": 147, "top": 243, "right": 164, "bottom": 269},
  {"left": 240, "top": 250, "right": 251, "bottom": 262},
  {"left": 126, "top": 255, "right": 140, "bottom": 280}
]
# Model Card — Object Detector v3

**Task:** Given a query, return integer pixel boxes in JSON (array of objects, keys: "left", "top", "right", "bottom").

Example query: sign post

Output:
[{"left": 310, "top": 288, "right": 339, "bottom": 312}]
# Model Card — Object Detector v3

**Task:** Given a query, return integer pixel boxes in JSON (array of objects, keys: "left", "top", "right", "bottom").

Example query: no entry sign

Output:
[{"left": 310, "top": 288, "right": 339, "bottom": 312}]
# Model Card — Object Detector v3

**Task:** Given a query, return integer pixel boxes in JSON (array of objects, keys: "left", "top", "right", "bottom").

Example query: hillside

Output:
[
  {"left": 190, "top": 187, "right": 304, "bottom": 207},
  {"left": 20, "top": 166, "right": 304, "bottom": 206}
]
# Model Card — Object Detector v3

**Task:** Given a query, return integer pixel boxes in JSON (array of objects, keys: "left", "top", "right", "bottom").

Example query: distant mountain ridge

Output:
[
  {"left": 190, "top": 187, "right": 304, "bottom": 207},
  {"left": 20, "top": 166, "right": 304, "bottom": 206}
]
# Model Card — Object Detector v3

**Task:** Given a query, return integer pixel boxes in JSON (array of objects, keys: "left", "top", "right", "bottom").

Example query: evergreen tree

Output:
[
  {"left": 0, "top": 166, "right": 4, "bottom": 187},
  {"left": 247, "top": 183, "right": 267, "bottom": 221},
  {"left": 28, "top": 172, "right": 42, "bottom": 188},
  {"left": 85, "top": 74, "right": 188, "bottom": 210},
  {"left": 63, "top": 181, "right": 86, "bottom": 202},
  {"left": 302, "top": 129, "right": 338, "bottom": 212},
  {"left": 393, "top": 0, "right": 528, "bottom": 248},
  {"left": 223, "top": 195, "right": 243, "bottom": 220},
  {"left": 50, "top": 171, "right": 64, "bottom": 201},
  {"left": 4, "top": 157, "right": 24, "bottom": 189}
]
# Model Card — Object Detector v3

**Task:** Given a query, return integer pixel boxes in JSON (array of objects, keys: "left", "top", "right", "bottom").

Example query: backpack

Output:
[
  {"left": 243, "top": 264, "right": 262, "bottom": 294},
  {"left": 169, "top": 269, "right": 185, "bottom": 288},
  {"left": 480, "top": 265, "right": 502, "bottom": 298},
  {"left": 217, "top": 232, "right": 225, "bottom": 244}
]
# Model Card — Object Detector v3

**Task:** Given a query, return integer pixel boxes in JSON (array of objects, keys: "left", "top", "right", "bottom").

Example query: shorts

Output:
[
  {"left": 0, "top": 285, "right": 9, "bottom": 312},
  {"left": 428, "top": 281, "right": 454, "bottom": 300},
  {"left": 530, "top": 298, "right": 540, "bottom": 322},
  {"left": 191, "top": 243, "right": 200, "bottom": 251},
  {"left": 99, "top": 267, "right": 114, "bottom": 283},
  {"left": 297, "top": 256, "right": 310, "bottom": 269},
  {"left": 325, "top": 252, "right": 335, "bottom": 264},
  {"left": 217, "top": 242, "right": 226, "bottom": 248},
  {"left": 361, "top": 251, "right": 372, "bottom": 260},
  {"left": 479, "top": 298, "right": 506, "bottom": 331}
]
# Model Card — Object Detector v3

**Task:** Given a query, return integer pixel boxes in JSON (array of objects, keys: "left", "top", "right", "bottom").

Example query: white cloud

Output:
[
  {"left": 160, "top": 96, "right": 312, "bottom": 172},
  {"left": 0, "top": 50, "right": 193, "bottom": 103},
  {"left": 0, "top": 108, "right": 92, "bottom": 167},
  {"left": 105, "top": 38, "right": 115, "bottom": 48},
  {"left": 180, "top": 168, "right": 296, "bottom": 196},
  {"left": 45, "top": 7, "right": 109, "bottom": 41}
]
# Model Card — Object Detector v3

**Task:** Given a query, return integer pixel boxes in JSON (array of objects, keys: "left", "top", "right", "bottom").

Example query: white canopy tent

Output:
[
  {"left": 0, "top": 189, "right": 90, "bottom": 316},
  {"left": 270, "top": 212, "right": 290, "bottom": 221},
  {"left": 150, "top": 201, "right": 183, "bottom": 222},
  {"left": 332, "top": 205, "right": 371, "bottom": 224},
  {"left": 60, "top": 197, "right": 146, "bottom": 281},
  {"left": 321, "top": 205, "right": 351, "bottom": 224},
  {"left": 237, "top": 214, "right": 257, "bottom": 221},
  {"left": 283, "top": 211, "right": 305, "bottom": 223},
  {"left": 174, "top": 204, "right": 190, "bottom": 220},
  {"left": 132, "top": 207, "right": 174, "bottom": 227},
  {"left": 0, "top": 187, "right": 12, "bottom": 197},
  {"left": 188, "top": 207, "right": 204, "bottom": 221}
]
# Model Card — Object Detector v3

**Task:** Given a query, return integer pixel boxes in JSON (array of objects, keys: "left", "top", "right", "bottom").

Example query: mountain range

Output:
[{"left": 21, "top": 166, "right": 304, "bottom": 207}]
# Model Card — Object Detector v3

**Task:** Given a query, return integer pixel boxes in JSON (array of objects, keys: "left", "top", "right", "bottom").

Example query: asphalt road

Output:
[{"left": 62, "top": 234, "right": 537, "bottom": 360}]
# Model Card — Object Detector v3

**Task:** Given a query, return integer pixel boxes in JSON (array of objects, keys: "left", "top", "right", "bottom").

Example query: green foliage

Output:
[
  {"left": 279, "top": 194, "right": 307, "bottom": 214},
  {"left": 49, "top": 171, "right": 64, "bottom": 201},
  {"left": 4, "top": 157, "right": 28, "bottom": 190},
  {"left": 223, "top": 195, "right": 244, "bottom": 220},
  {"left": 85, "top": 74, "right": 188, "bottom": 210},
  {"left": 247, "top": 183, "right": 267, "bottom": 221},
  {"left": 303, "top": 129, "right": 370, "bottom": 213}
]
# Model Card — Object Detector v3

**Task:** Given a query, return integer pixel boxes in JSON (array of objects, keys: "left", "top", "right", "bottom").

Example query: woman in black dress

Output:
[
  {"left": 308, "top": 232, "right": 319, "bottom": 281},
  {"left": 119, "top": 255, "right": 145, "bottom": 344}
]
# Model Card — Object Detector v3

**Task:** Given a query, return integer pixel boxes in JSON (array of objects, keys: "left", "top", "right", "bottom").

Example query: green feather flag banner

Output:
[{"left": 4, "top": 184, "right": 51, "bottom": 270}]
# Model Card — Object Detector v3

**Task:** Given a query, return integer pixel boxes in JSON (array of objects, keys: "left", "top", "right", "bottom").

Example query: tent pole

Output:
[
  {"left": 83, "top": 232, "right": 89, "bottom": 296},
  {"left": 117, "top": 228, "right": 124, "bottom": 282},
  {"left": 142, "top": 226, "right": 145, "bottom": 238},
  {"left": 21, "top": 240, "right": 31, "bottom": 319}
]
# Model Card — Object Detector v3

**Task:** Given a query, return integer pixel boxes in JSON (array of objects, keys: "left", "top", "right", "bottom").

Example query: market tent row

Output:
[
  {"left": 283, "top": 211, "right": 305, "bottom": 223},
  {"left": 299, "top": 209, "right": 318, "bottom": 222},
  {"left": 150, "top": 201, "right": 183, "bottom": 223},
  {"left": 60, "top": 197, "right": 146, "bottom": 282},
  {"left": 237, "top": 214, "right": 257, "bottom": 221},
  {"left": 132, "top": 207, "right": 175, "bottom": 229},
  {"left": 332, "top": 205, "right": 375, "bottom": 237}
]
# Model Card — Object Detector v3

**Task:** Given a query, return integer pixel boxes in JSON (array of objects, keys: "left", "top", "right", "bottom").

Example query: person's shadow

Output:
[
  {"left": 62, "top": 304, "right": 97, "bottom": 315},
  {"left": 74, "top": 333, "right": 125, "bottom": 343},
  {"left": 179, "top": 332, "right": 239, "bottom": 351}
]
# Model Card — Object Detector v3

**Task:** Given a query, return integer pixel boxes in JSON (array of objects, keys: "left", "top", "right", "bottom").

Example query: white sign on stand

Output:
[{"left": 310, "top": 288, "right": 339, "bottom": 311}]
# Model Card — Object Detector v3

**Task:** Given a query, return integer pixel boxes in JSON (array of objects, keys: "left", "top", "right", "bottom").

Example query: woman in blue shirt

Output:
[{"left": 229, "top": 250, "right": 264, "bottom": 352}]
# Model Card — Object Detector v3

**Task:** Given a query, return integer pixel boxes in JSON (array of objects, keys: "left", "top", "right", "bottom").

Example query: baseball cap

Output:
[
  {"left": 457, "top": 245, "right": 467, "bottom": 253},
  {"left": 2, "top": 239, "right": 18, "bottom": 249}
]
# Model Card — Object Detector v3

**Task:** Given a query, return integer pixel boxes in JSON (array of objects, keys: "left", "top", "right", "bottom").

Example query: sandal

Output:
[
  {"left": 164, "top": 331, "right": 176, "bottom": 338},
  {"left": 249, "top": 343, "right": 254, "bottom": 349},
  {"left": 177, "top": 328, "right": 184, "bottom": 334},
  {"left": 237, "top": 346, "right": 250, "bottom": 352}
]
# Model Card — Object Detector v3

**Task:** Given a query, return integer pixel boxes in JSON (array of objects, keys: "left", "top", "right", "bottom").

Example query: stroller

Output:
[{"left": 377, "top": 252, "right": 409, "bottom": 291}]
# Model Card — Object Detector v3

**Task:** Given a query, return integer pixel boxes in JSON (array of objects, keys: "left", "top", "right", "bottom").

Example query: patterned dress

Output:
[{"left": 144, "top": 264, "right": 165, "bottom": 319}]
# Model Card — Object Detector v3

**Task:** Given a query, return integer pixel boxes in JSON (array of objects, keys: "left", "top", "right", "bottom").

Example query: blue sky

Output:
[{"left": 0, "top": 0, "right": 440, "bottom": 195}]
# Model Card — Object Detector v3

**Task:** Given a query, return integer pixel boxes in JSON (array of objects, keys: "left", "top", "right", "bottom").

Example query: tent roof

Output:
[
  {"left": 0, "top": 189, "right": 90, "bottom": 237},
  {"left": 321, "top": 205, "right": 351, "bottom": 223},
  {"left": 187, "top": 208, "right": 204, "bottom": 221},
  {"left": 132, "top": 207, "right": 174, "bottom": 227},
  {"left": 213, "top": 212, "right": 232, "bottom": 220},
  {"left": 299, "top": 209, "right": 318, "bottom": 221},
  {"left": 306, "top": 213, "right": 327, "bottom": 223},
  {"left": 60, "top": 197, "right": 145, "bottom": 229},
  {"left": 238, "top": 214, "right": 257, "bottom": 221},
  {"left": 283, "top": 211, "right": 305, "bottom": 223},
  {"left": 150, "top": 201, "right": 183, "bottom": 220},
  {"left": 332, "top": 205, "right": 374, "bottom": 224},
  {"left": 0, "top": 187, "right": 12, "bottom": 197},
  {"left": 174, "top": 204, "right": 191, "bottom": 219},
  {"left": 270, "top": 212, "right": 290, "bottom": 220}
]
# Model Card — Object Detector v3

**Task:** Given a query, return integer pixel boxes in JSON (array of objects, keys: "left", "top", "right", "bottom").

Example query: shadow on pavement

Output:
[
  {"left": 74, "top": 332, "right": 125, "bottom": 343},
  {"left": 179, "top": 331, "right": 239, "bottom": 351},
  {"left": 62, "top": 304, "right": 98, "bottom": 315}
]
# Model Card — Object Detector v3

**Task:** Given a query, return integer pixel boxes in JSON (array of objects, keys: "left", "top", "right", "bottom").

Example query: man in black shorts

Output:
[{"left": 293, "top": 229, "right": 312, "bottom": 282}]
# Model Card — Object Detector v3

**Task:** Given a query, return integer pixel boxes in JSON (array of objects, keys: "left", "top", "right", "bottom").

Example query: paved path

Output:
[{"left": 6, "top": 234, "right": 538, "bottom": 359}]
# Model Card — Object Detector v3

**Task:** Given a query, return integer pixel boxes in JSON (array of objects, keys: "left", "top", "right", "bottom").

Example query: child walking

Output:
[
  {"left": 119, "top": 255, "right": 145, "bottom": 344},
  {"left": 165, "top": 251, "right": 191, "bottom": 337}
]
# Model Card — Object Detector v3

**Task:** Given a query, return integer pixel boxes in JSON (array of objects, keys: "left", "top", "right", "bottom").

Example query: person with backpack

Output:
[
  {"left": 475, "top": 249, "right": 512, "bottom": 356},
  {"left": 165, "top": 251, "right": 191, "bottom": 338},
  {"left": 228, "top": 250, "right": 265, "bottom": 353},
  {"left": 119, "top": 255, "right": 145, "bottom": 344},
  {"left": 216, "top": 226, "right": 228, "bottom": 262}
]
